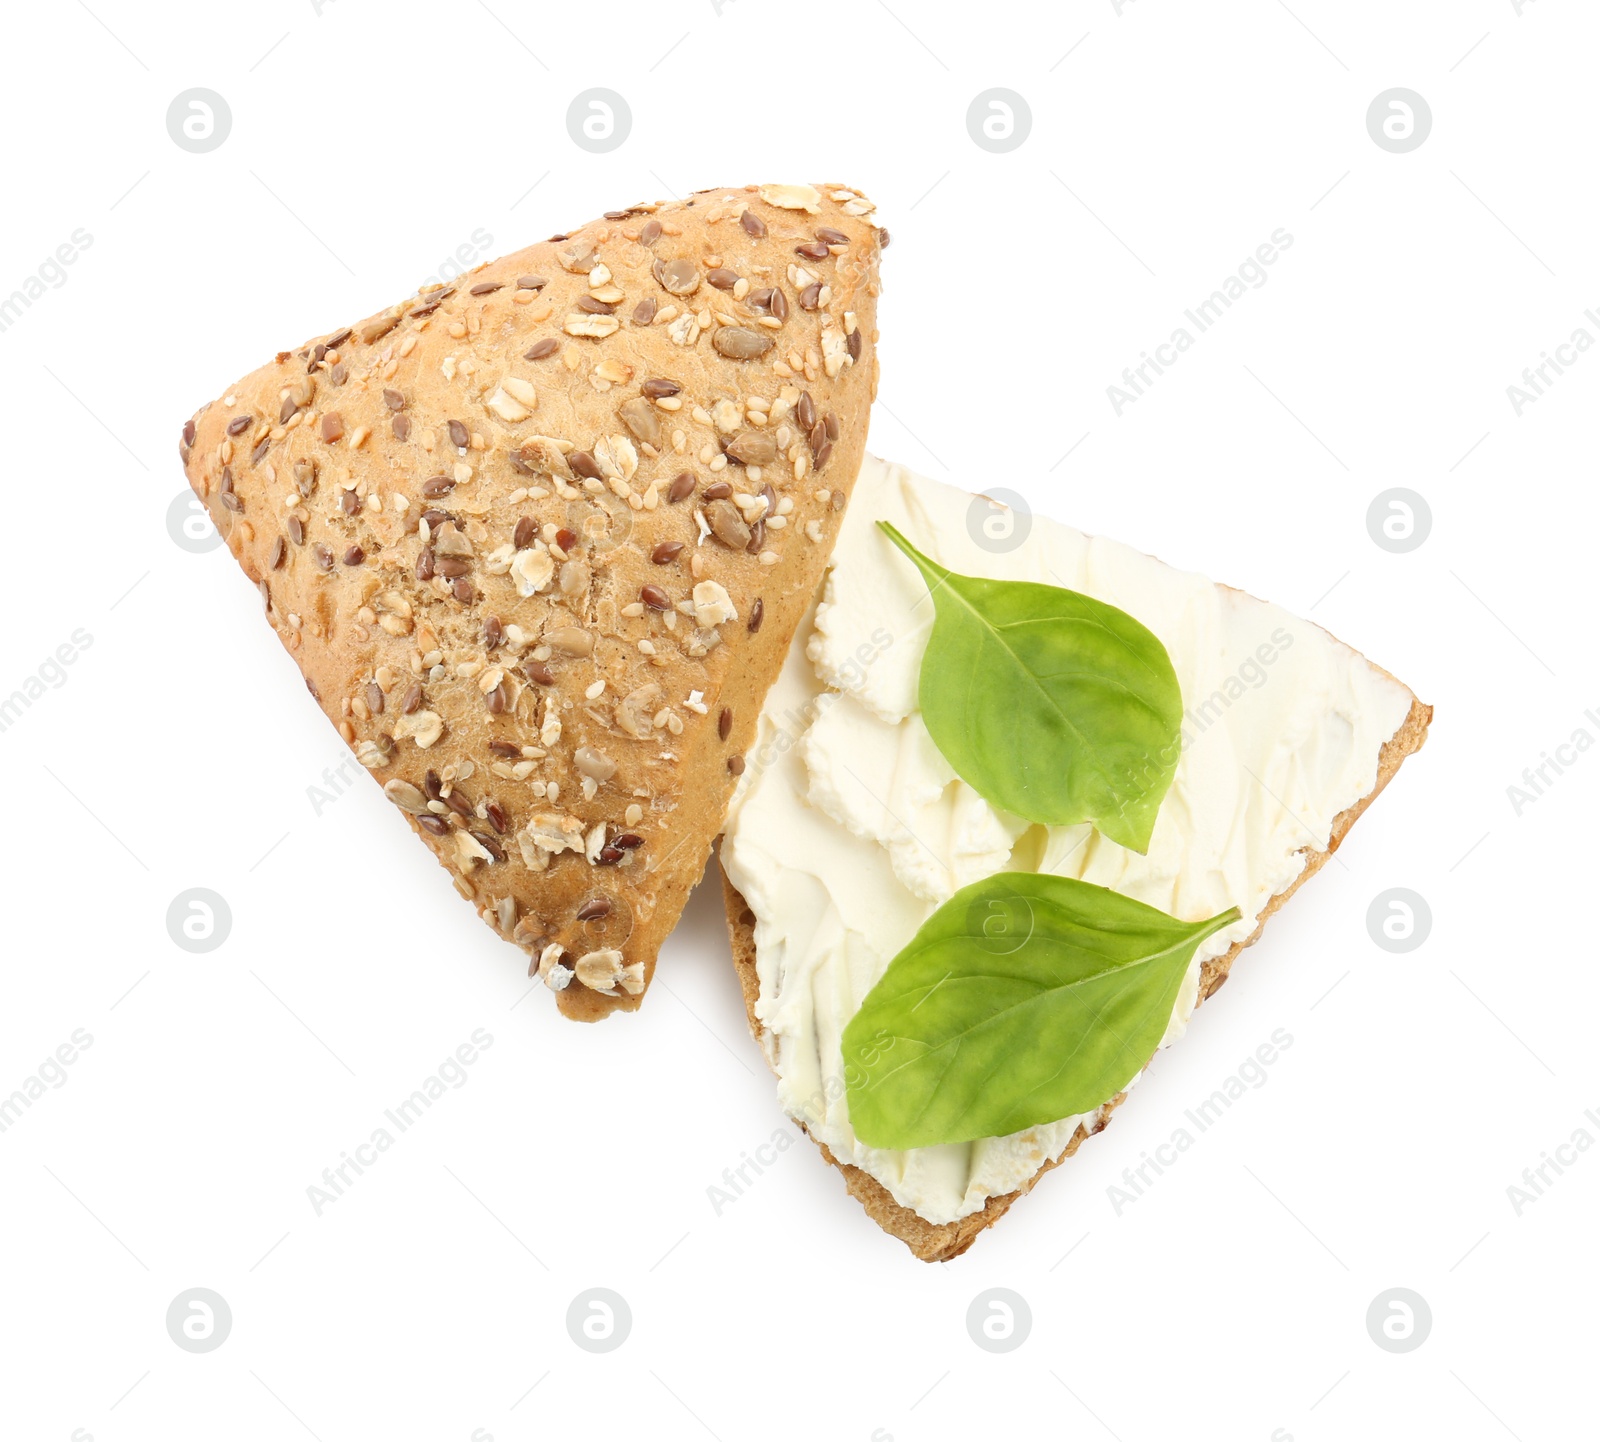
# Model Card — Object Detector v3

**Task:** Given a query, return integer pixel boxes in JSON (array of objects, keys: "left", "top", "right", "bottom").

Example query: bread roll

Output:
[
  {"left": 723, "top": 697, "right": 1431, "bottom": 1257},
  {"left": 179, "top": 182, "right": 884, "bottom": 1019}
]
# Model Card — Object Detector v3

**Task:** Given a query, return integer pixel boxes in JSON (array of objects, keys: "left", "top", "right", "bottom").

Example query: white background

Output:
[{"left": 1, "top": 1, "right": 1594, "bottom": 1438}]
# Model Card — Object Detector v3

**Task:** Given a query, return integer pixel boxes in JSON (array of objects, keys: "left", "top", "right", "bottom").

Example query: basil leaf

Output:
[
  {"left": 842, "top": 873, "right": 1239, "bottom": 1150},
  {"left": 879, "top": 521, "right": 1183, "bottom": 854}
]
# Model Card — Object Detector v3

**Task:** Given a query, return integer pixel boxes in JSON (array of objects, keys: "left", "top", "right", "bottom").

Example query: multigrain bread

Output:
[
  {"left": 721, "top": 692, "right": 1431, "bottom": 1260},
  {"left": 179, "top": 183, "right": 884, "bottom": 1020}
]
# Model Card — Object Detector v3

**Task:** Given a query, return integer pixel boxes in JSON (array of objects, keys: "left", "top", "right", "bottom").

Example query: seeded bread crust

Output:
[
  {"left": 721, "top": 695, "right": 1432, "bottom": 1259},
  {"left": 180, "top": 183, "right": 883, "bottom": 1020}
]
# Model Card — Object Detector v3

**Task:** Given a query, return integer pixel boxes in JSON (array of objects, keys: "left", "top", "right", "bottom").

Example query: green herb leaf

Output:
[
  {"left": 879, "top": 521, "right": 1183, "bottom": 854},
  {"left": 842, "top": 873, "right": 1239, "bottom": 1150}
]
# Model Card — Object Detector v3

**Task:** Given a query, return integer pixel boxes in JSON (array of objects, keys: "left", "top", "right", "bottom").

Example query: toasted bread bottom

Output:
[{"left": 720, "top": 695, "right": 1432, "bottom": 1261}]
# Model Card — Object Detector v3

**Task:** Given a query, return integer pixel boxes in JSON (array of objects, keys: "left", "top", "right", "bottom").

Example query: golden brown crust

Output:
[
  {"left": 722, "top": 695, "right": 1433, "bottom": 1260},
  {"left": 179, "top": 183, "right": 883, "bottom": 1020}
]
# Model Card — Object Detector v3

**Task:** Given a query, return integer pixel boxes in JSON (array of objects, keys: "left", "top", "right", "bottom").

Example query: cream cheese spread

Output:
[{"left": 721, "top": 456, "right": 1414, "bottom": 1225}]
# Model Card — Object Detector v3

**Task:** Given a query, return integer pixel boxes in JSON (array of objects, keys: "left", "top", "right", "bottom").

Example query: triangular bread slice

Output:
[
  {"left": 719, "top": 455, "right": 1431, "bottom": 1255},
  {"left": 179, "top": 183, "right": 884, "bottom": 1019}
]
